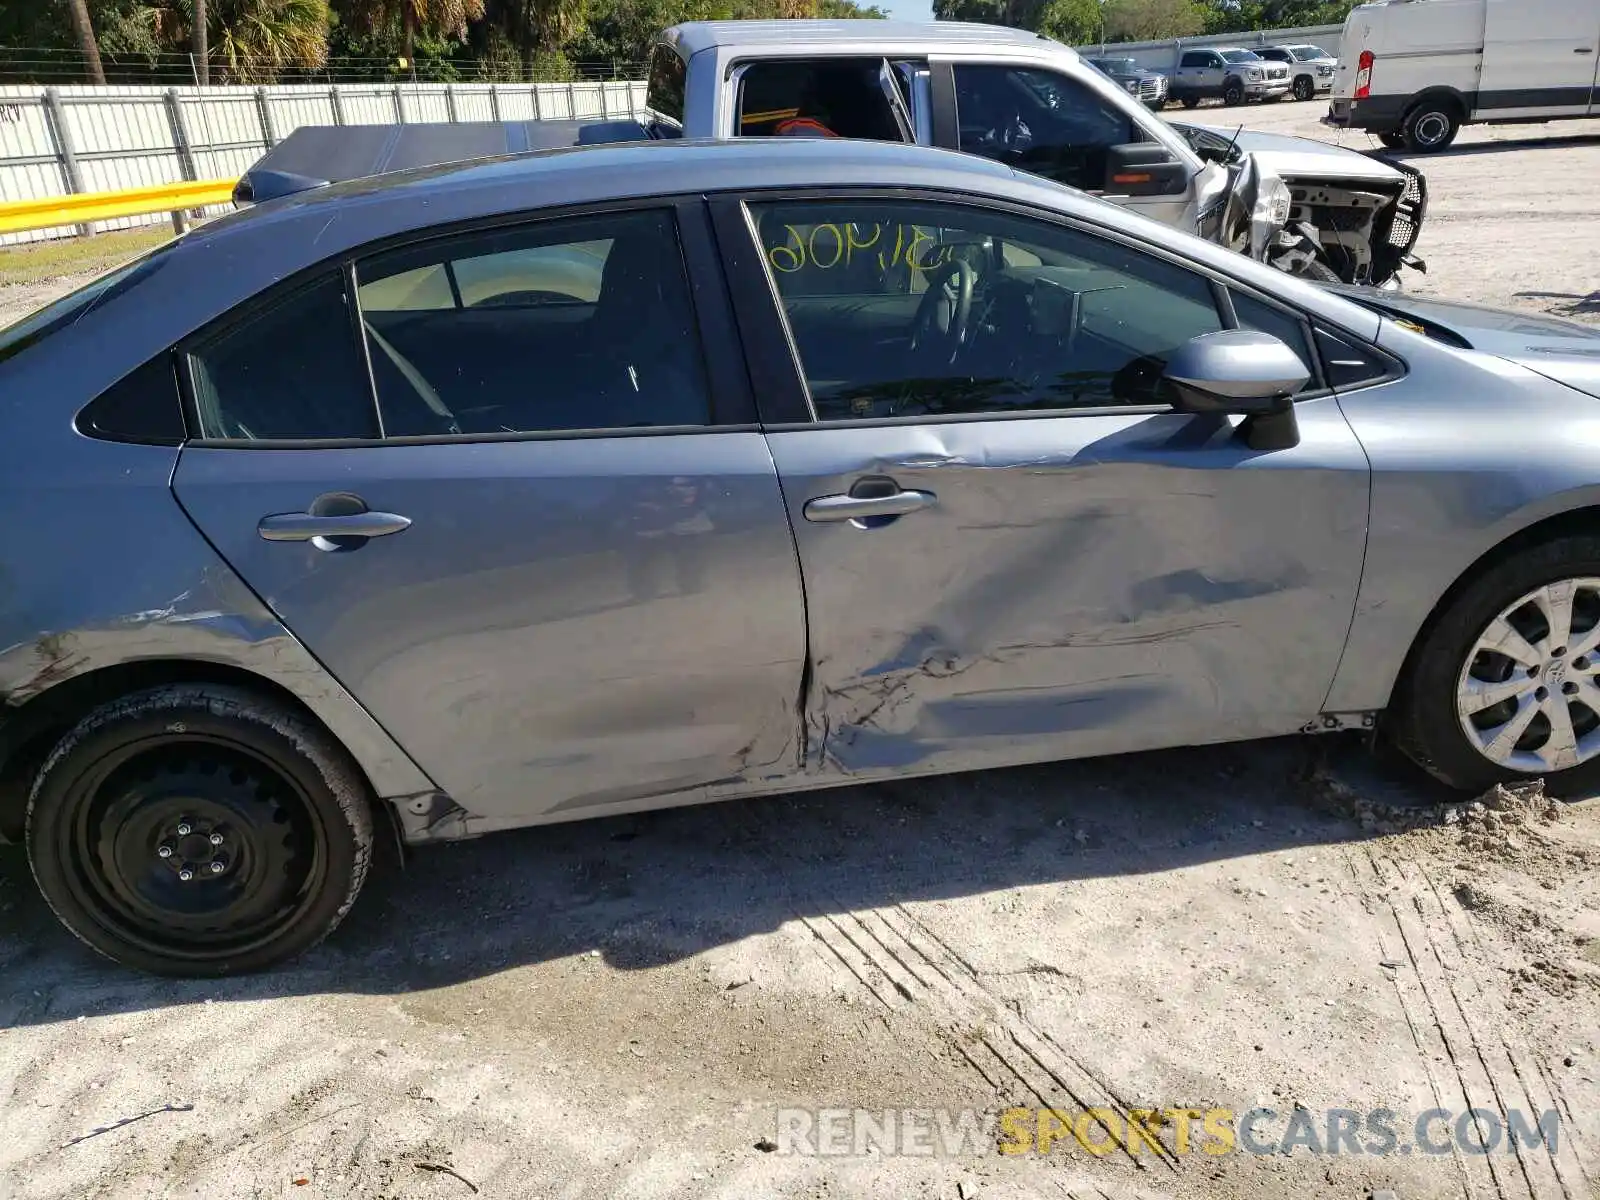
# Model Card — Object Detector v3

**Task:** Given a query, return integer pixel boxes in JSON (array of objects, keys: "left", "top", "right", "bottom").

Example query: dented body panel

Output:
[
  {"left": 6, "top": 139, "right": 1600, "bottom": 846},
  {"left": 0, "top": 439, "right": 434, "bottom": 801},
  {"left": 765, "top": 399, "right": 1370, "bottom": 779},
  {"left": 173, "top": 437, "right": 807, "bottom": 825}
]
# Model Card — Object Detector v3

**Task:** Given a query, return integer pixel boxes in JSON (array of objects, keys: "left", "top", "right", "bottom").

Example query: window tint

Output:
[
  {"left": 750, "top": 199, "right": 1224, "bottom": 421},
  {"left": 1230, "top": 290, "right": 1319, "bottom": 391},
  {"left": 189, "top": 273, "right": 377, "bottom": 441},
  {"left": 355, "top": 209, "right": 711, "bottom": 437},
  {"left": 646, "top": 44, "right": 686, "bottom": 128},
  {"left": 953, "top": 65, "right": 1140, "bottom": 193},
  {"left": 78, "top": 353, "right": 187, "bottom": 444},
  {"left": 1179, "top": 52, "right": 1206, "bottom": 67},
  {"left": 735, "top": 59, "right": 902, "bottom": 141},
  {"left": 1316, "top": 326, "right": 1394, "bottom": 390}
]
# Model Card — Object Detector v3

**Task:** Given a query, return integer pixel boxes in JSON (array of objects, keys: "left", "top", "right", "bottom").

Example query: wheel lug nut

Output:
[
  {"left": 1536, "top": 686, "right": 1550, "bottom": 701},
  {"left": 157, "top": 845, "right": 174, "bottom": 859},
  {"left": 209, "top": 861, "right": 226, "bottom": 875},
  {"left": 1564, "top": 682, "right": 1580, "bottom": 696},
  {"left": 178, "top": 868, "right": 194, "bottom": 882},
  {"left": 1554, "top": 646, "right": 1568, "bottom": 658},
  {"left": 1577, "top": 657, "right": 1591, "bottom": 671},
  {"left": 209, "top": 833, "right": 225, "bottom": 847},
  {"left": 176, "top": 823, "right": 192, "bottom": 837}
]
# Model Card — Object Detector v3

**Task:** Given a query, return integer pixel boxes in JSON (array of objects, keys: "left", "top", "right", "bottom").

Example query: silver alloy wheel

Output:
[{"left": 1456, "top": 577, "right": 1600, "bottom": 774}]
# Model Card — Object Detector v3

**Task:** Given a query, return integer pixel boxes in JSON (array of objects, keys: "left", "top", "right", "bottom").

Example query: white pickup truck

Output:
[{"left": 239, "top": 20, "right": 1429, "bottom": 287}]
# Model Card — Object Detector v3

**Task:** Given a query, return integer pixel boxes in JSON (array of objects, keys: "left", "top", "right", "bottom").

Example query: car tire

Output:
[
  {"left": 1181, "top": 96, "right": 1201, "bottom": 110},
  {"left": 1389, "top": 536, "right": 1600, "bottom": 797},
  {"left": 1402, "top": 101, "right": 1461, "bottom": 153},
  {"left": 1293, "top": 76, "right": 1314, "bottom": 102},
  {"left": 26, "top": 684, "right": 375, "bottom": 977},
  {"left": 1377, "top": 131, "right": 1407, "bottom": 150},
  {"left": 1223, "top": 79, "right": 1245, "bottom": 106}
]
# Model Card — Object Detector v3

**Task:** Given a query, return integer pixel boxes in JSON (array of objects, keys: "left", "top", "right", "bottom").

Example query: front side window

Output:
[
  {"left": 735, "top": 59, "right": 902, "bottom": 141},
  {"left": 1221, "top": 51, "right": 1262, "bottom": 64},
  {"left": 189, "top": 273, "right": 378, "bottom": 441},
  {"left": 750, "top": 198, "right": 1224, "bottom": 422},
  {"left": 646, "top": 44, "right": 687, "bottom": 128},
  {"left": 953, "top": 65, "right": 1140, "bottom": 193},
  {"left": 355, "top": 209, "right": 711, "bottom": 437}
]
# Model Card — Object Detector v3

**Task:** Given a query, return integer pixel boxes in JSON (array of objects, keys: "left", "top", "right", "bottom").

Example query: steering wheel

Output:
[{"left": 909, "top": 258, "right": 977, "bottom": 365}]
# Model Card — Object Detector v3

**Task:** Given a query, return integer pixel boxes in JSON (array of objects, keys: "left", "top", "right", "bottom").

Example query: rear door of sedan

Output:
[
  {"left": 712, "top": 187, "right": 1373, "bottom": 781},
  {"left": 171, "top": 199, "right": 809, "bottom": 828}
]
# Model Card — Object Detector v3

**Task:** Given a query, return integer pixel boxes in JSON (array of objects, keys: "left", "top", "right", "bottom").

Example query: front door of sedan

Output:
[
  {"left": 724, "top": 193, "right": 1371, "bottom": 781},
  {"left": 171, "top": 203, "right": 808, "bottom": 827}
]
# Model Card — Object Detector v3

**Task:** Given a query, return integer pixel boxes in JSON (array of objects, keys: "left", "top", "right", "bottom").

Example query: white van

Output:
[{"left": 1326, "top": 0, "right": 1600, "bottom": 151}]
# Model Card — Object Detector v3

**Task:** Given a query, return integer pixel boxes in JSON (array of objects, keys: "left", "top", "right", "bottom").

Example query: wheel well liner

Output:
[
  {"left": 1386, "top": 506, "right": 1600, "bottom": 713},
  {"left": 0, "top": 659, "right": 382, "bottom": 844}
]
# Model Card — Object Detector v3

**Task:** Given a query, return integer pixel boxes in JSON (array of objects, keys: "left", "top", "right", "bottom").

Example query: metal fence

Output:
[
  {"left": 1072, "top": 23, "right": 1346, "bottom": 72},
  {"left": 0, "top": 79, "right": 647, "bottom": 244}
]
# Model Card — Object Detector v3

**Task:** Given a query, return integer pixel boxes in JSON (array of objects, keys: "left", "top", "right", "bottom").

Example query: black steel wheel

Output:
[
  {"left": 27, "top": 685, "right": 374, "bottom": 976},
  {"left": 1293, "top": 76, "right": 1314, "bottom": 102},
  {"left": 1223, "top": 78, "right": 1245, "bottom": 106}
]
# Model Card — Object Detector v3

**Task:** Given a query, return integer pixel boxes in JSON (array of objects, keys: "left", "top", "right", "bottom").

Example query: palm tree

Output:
[
  {"left": 208, "top": 0, "right": 332, "bottom": 82},
  {"left": 343, "top": 0, "right": 486, "bottom": 67},
  {"left": 62, "top": 0, "right": 108, "bottom": 84},
  {"left": 195, "top": 0, "right": 210, "bottom": 83}
]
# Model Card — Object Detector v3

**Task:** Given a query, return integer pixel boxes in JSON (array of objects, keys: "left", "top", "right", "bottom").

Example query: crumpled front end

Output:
[{"left": 1270, "top": 157, "right": 1429, "bottom": 288}]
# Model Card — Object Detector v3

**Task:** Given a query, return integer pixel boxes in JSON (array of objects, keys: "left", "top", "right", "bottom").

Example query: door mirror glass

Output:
[{"left": 1162, "top": 330, "right": 1310, "bottom": 415}]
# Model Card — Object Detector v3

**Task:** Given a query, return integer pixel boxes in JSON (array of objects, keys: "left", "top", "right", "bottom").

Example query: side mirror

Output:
[
  {"left": 1162, "top": 330, "right": 1311, "bottom": 450},
  {"left": 1104, "top": 144, "right": 1189, "bottom": 197}
]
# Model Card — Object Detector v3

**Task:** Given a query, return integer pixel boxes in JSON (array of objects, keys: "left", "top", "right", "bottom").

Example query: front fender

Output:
[{"left": 1324, "top": 329, "right": 1600, "bottom": 713}]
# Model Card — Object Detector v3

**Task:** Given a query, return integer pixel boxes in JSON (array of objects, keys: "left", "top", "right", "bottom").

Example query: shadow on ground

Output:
[{"left": 0, "top": 734, "right": 1449, "bottom": 1027}]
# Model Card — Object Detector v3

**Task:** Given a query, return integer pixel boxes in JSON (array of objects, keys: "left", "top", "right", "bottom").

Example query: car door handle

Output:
[
  {"left": 1578, "top": 46, "right": 1595, "bottom": 53},
  {"left": 803, "top": 489, "right": 936, "bottom": 523},
  {"left": 257, "top": 511, "right": 412, "bottom": 542}
]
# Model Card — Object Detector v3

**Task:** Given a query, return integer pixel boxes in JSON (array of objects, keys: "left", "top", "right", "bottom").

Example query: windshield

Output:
[
  {"left": 1220, "top": 50, "right": 1261, "bottom": 64},
  {"left": 1095, "top": 59, "right": 1140, "bottom": 74},
  {"left": 0, "top": 243, "right": 175, "bottom": 366}
]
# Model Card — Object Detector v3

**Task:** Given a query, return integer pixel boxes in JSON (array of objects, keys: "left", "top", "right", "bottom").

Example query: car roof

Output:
[{"left": 663, "top": 19, "right": 1055, "bottom": 57}]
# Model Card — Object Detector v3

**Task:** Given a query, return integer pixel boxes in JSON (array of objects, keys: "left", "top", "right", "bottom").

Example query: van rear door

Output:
[{"left": 1480, "top": 0, "right": 1598, "bottom": 119}]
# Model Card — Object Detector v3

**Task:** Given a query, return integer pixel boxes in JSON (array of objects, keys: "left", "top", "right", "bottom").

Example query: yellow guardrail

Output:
[{"left": 0, "top": 177, "right": 238, "bottom": 236}]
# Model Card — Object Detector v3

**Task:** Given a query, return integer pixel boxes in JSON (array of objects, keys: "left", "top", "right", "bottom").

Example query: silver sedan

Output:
[{"left": 3, "top": 137, "right": 1599, "bottom": 976}]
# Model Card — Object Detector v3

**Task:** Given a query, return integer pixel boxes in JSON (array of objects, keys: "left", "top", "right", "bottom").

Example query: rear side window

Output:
[
  {"left": 78, "top": 354, "right": 187, "bottom": 445},
  {"left": 1180, "top": 52, "right": 1212, "bottom": 67},
  {"left": 646, "top": 43, "right": 686, "bottom": 128},
  {"left": 354, "top": 208, "right": 711, "bottom": 437},
  {"left": 188, "top": 273, "right": 378, "bottom": 441},
  {"left": 735, "top": 59, "right": 902, "bottom": 141}
]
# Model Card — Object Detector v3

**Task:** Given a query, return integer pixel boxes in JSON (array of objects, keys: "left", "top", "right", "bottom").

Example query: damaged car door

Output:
[
  {"left": 725, "top": 192, "right": 1371, "bottom": 780},
  {"left": 172, "top": 204, "right": 808, "bottom": 829}
]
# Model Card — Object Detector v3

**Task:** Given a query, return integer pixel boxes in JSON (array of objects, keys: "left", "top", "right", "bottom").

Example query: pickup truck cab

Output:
[
  {"left": 1170, "top": 47, "right": 1293, "bottom": 108},
  {"left": 646, "top": 21, "right": 1224, "bottom": 235}
]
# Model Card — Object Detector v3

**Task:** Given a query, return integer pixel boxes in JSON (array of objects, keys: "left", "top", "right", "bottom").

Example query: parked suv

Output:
[
  {"left": 1255, "top": 44, "right": 1338, "bottom": 102},
  {"left": 1172, "top": 47, "right": 1292, "bottom": 108},
  {"left": 1085, "top": 56, "right": 1170, "bottom": 111}
]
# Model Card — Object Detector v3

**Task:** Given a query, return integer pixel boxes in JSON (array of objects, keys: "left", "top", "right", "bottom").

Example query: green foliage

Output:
[
  {"left": 1103, "top": 0, "right": 1205, "bottom": 41},
  {"left": 1037, "top": 0, "right": 1102, "bottom": 45}
]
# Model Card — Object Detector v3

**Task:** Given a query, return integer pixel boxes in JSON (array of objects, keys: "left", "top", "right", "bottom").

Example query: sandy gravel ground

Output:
[{"left": 2, "top": 105, "right": 1600, "bottom": 1200}]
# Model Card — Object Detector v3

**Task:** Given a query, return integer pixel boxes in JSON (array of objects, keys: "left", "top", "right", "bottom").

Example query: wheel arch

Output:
[
  {"left": 1384, "top": 505, "right": 1600, "bottom": 715},
  {"left": 1404, "top": 87, "right": 1468, "bottom": 121},
  {"left": 0, "top": 659, "right": 395, "bottom": 845}
]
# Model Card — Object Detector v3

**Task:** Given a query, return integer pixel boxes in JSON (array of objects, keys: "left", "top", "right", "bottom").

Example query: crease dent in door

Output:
[{"left": 785, "top": 417, "right": 1349, "bottom": 780}]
